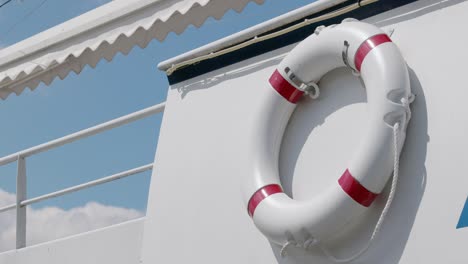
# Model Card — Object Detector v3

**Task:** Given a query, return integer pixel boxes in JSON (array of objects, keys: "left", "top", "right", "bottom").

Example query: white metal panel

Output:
[
  {"left": 0, "top": 0, "right": 263, "bottom": 99},
  {"left": 142, "top": 1, "right": 468, "bottom": 263},
  {"left": 0, "top": 218, "right": 145, "bottom": 264}
]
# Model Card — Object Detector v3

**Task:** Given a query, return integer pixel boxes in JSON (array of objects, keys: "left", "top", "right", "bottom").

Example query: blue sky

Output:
[{"left": 0, "top": 0, "right": 313, "bottom": 212}]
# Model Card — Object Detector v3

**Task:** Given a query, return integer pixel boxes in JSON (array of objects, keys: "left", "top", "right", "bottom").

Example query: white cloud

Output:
[{"left": 0, "top": 189, "right": 143, "bottom": 252}]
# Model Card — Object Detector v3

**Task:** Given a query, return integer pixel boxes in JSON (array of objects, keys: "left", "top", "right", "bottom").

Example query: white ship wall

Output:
[{"left": 141, "top": 1, "right": 468, "bottom": 263}]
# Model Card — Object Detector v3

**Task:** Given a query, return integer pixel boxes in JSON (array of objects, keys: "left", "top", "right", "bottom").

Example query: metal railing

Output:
[{"left": 0, "top": 102, "right": 165, "bottom": 249}]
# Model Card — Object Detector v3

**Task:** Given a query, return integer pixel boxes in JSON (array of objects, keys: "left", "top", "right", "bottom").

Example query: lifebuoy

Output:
[{"left": 243, "top": 20, "right": 412, "bottom": 255}]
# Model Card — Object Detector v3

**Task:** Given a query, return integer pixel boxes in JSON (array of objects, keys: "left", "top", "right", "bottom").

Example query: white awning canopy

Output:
[{"left": 0, "top": 0, "right": 263, "bottom": 99}]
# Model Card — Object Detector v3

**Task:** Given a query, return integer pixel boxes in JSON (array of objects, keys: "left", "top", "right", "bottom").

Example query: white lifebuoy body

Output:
[{"left": 243, "top": 20, "right": 411, "bottom": 248}]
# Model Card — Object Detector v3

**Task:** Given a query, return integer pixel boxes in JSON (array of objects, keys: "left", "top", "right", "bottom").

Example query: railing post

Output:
[{"left": 16, "top": 156, "right": 27, "bottom": 249}]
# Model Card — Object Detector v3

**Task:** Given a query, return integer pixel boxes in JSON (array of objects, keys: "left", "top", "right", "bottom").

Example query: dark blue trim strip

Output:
[
  {"left": 167, "top": 0, "right": 418, "bottom": 85},
  {"left": 457, "top": 196, "right": 468, "bottom": 229}
]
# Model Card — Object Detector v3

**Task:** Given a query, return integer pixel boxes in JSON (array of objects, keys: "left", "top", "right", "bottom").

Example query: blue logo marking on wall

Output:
[{"left": 457, "top": 197, "right": 468, "bottom": 229}]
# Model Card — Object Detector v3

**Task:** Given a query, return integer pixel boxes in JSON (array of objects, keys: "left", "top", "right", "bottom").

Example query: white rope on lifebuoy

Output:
[
  {"left": 280, "top": 240, "right": 296, "bottom": 257},
  {"left": 317, "top": 121, "right": 403, "bottom": 263}
]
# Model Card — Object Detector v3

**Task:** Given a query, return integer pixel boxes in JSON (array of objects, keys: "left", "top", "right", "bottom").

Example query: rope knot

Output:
[
  {"left": 401, "top": 93, "right": 415, "bottom": 125},
  {"left": 280, "top": 240, "right": 297, "bottom": 257}
]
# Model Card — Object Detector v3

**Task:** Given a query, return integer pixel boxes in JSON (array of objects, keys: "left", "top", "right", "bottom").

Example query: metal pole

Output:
[{"left": 16, "top": 156, "right": 27, "bottom": 249}]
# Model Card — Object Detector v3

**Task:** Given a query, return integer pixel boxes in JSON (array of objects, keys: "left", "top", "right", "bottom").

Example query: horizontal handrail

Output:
[
  {"left": 21, "top": 163, "right": 153, "bottom": 206},
  {"left": 0, "top": 102, "right": 164, "bottom": 249},
  {"left": 0, "top": 102, "right": 165, "bottom": 167},
  {"left": 0, "top": 203, "right": 16, "bottom": 213}
]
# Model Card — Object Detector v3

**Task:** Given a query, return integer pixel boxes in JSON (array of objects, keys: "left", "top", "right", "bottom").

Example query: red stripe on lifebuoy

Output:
[
  {"left": 269, "top": 70, "right": 304, "bottom": 103},
  {"left": 354, "top": 34, "right": 392, "bottom": 72},
  {"left": 248, "top": 184, "right": 283, "bottom": 217},
  {"left": 338, "top": 169, "right": 378, "bottom": 207}
]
